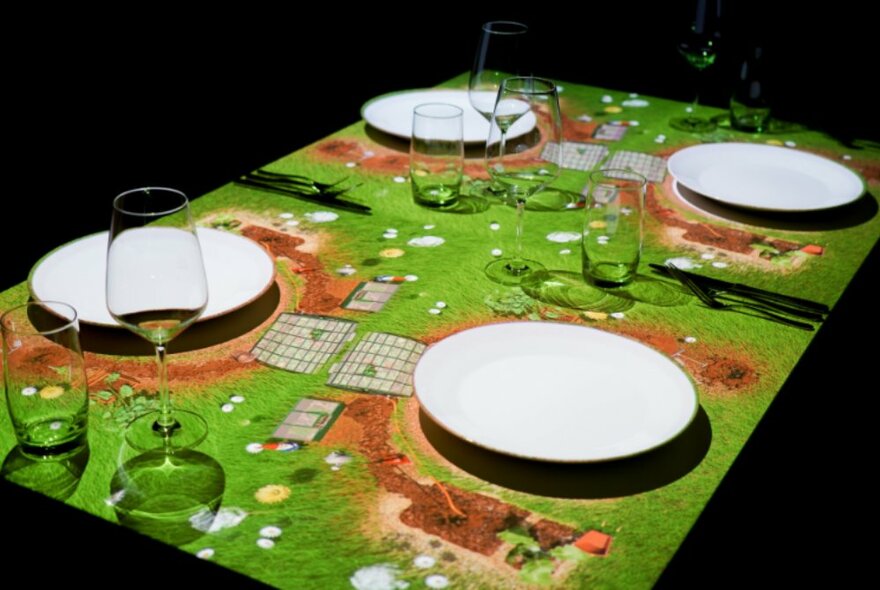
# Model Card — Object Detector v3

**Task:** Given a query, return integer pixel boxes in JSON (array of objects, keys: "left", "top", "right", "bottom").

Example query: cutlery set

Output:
[
  {"left": 651, "top": 263, "right": 828, "bottom": 331},
  {"left": 235, "top": 169, "right": 370, "bottom": 214}
]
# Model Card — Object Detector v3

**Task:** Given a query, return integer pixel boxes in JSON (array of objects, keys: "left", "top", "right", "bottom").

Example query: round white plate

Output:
[
  {"left": 361, "top": 89, "right": 536, "bottom": 143},
  {"left": 414, "top": 322, "right": 698, "bottom": 463},
  {"left": 667, "top": 143, "right": 864, "bottom": 212},
  {"left": 29, "top": 228, "right": 276, "bottom": 327}
]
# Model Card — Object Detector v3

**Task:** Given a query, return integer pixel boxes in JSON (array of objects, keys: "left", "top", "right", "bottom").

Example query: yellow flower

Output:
[
  {"left": 582, "top": 311, "right": 608, "bottom": 321},
  {"left": 254, "top": 484, "right": 291, "bottom": 504},
  {"left": 379, "top": 248, "right": 405, "bottom": 259},
  {"left": 603, "top": 105, "right": 623, "bottom": 114},
  {"left": 39, "top": 385, "right": 65, "bottom": 400}
]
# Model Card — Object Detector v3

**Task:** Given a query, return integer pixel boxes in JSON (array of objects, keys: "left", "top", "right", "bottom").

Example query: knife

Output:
[{"left": 649, "top": 263, "right": 830, "bottom": 315}]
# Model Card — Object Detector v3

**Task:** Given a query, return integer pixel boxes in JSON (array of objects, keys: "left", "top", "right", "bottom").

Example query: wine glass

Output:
[
  {"left": 469, "top": 21, "right": 529, "bottom": 121},
  {"left": 106, "top": 187, "right": 209, "bottom": 452},
  {"left": 484, "top": 77, "right": 562, "bottom": 286},
  {"left": 669, "top": 0, "right": 721, "bottom": 133},
  {"left": 469, "top": 21, "right": 529, "bottom": 197}
]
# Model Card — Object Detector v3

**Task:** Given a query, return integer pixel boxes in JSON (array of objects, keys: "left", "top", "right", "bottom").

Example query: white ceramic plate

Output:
[
  {"left": 667, "top": 143, "right": 864, "bottom": 212},
  {"left": 414, "top": 322, "right": 698, "bottom": 463},
  {"left": 361, "top": 89, "right": 536, "bottom": 143},
  {"left": 29, "top": 228, "right": 275, "bottom": 327}
]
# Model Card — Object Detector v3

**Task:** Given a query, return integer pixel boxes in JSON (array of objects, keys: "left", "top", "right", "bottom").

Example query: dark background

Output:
[{"left": 4, "top": 4, "right": 876, "bottom": 586}]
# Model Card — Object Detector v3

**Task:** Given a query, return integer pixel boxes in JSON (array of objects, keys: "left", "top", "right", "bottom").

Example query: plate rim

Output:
[
  {"left": 27, "top": 227, "right": 276, "bottom": 327},
  {"left": 667, "top": 142, "right": 866, "bottom": 212},
  {"left": 361, "top": 88, "right": 534, "bottom": 144},
  {"left": 413, "top": 320, "right": 699, "bottom": 463}
]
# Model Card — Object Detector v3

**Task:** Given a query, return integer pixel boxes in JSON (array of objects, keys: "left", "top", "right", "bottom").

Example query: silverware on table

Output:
[
  {"left": 664, "top": 263, "right": 816, "bottom": 331},
  {"left": 649, "top": 263, "right": 829, "bottom": 315},
  {"left": 235, "top": 169, "right": 371, "bottom": 214}
]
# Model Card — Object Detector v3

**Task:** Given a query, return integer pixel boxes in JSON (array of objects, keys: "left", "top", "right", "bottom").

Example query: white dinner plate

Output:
[
  {"left": 361, "top": 89, "right": 536, "bottom": 143},
  {"left": 29, "top": 228, "right": 276, "bottom": 327},
  {"left": 413, "top": 322, "right": 698, "bottom": 463},
  {"left": 667, "top": 143, "right": 864, "bottom": 212}
]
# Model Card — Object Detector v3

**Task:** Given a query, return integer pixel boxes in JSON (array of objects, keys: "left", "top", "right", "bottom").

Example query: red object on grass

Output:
[
  {"left": 801, "top": 244, "right": 824, "bottom": 255},
  {"left": 574, "top": 530, "right": 613, "bottom": 556}
]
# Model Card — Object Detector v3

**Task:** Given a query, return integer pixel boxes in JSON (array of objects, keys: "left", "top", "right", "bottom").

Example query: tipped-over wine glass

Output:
[{"left": 106, "top": 187, "right": 209, "bottom": 452}]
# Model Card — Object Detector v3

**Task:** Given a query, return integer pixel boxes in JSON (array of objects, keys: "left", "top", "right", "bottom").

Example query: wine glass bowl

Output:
[
  {"left": 669, "top": 0, "right": 721, "bottom": 133},
  {"left": 106, "top": 187, "right": 209, "bottom": 451},
  {"left": 468, "top": 21, "right": 529, "bottom": 122},
  {"left": 484, "top": 77, "right": 562, "bottom": 285}
]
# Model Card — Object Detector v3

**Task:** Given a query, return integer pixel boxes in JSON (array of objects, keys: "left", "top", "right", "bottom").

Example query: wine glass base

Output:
[
  {"left": 485, "top": 257, "right": 546, "bottom": 286},
  {"left": 669, "top": 116, "right": 717, "bottom": 133},
  {"left": 125, "top": 409, "right": 208, "bottom": 452}
]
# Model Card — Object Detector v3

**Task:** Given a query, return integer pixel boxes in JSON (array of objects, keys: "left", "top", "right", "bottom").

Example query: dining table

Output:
[{"left": 2, "top": 72, "right": 878, "bottom": 589}]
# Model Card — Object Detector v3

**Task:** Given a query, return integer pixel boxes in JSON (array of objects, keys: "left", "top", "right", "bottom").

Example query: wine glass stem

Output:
[
  {"left": 155, "top": 344, "right": 175, "bottom": 429},
  {"left": 512, "top": 197, "right": 526, "bottom": 271}
]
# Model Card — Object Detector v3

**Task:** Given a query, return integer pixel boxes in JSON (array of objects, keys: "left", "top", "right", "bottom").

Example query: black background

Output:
[{"left": 3, "top": 4, "right": 876, "bottom": 587}]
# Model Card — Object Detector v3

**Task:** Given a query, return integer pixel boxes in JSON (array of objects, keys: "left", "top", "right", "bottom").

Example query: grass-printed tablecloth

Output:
[{"left": 2, "top": 75, "right": 878, "bottom": 589}]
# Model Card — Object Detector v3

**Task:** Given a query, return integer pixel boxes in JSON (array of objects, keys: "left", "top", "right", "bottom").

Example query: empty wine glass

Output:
[
  {"left": 469, "top": 21, "right": 529, "bottom": 198},
  {"left": 106, "top": 187, "right": 208, "bottom": 452},
  {"left": 670, "top": 0, "right": 721, "bottom": 133},
  {"left": 484, "top": 77, "right": 562, "bottom": 285},
  {"left": 469, "top": 21, "right": 529, "bottom": 121}
]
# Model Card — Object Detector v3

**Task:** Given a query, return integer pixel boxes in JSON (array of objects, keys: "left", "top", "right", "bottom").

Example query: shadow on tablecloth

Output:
[{"left": 419, "top": 405, "right": 711, "bottom": 499}]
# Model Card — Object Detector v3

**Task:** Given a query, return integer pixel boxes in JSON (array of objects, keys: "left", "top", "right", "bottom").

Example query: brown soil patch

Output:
[
  {"left": 240, "top": 225, "right": 355, "bottom": 314},
  {"left": 649, "top": 182, "right": 803, "bottom": 257},
  {"left": 613, "top": 324, "right": 760, "bottom": 394},
  {"left": 344, "top": 396, "right": 578, "bottom": 559},
  {"left": 562, "top": 114, "right": 599, "bottom": 142},
  {"left": 531, "top": 519, "right": 578, "bottom": 551}
]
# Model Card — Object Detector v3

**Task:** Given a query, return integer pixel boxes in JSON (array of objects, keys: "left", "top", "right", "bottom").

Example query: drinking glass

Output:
[
  {"left": 581, "top": 170, "right": 647, "bottom": 287},
  {"left": 106, "top": 187, "right": 208, "bottom": 451},
  {"left": 484, "top": 77, "right": 562, "bottom": 285},
  {"left": 669, "top": 0, "right": 721, "bottom": 133},
  {"left": 1, "top": 301, "right": 88, "bottom": 459},
  {"left": 410, "top": 103, "right": 464, "bottom": 208}
]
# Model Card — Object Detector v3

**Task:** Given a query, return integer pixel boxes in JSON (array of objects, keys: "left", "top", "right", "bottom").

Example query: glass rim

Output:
[
  {"left": 482, "top": 21, "right": 529, "bottom": 35},
  {"left": 500, "top": 76, "right": 557, "bottom": 95},
  {"left": 112, "top": 187, "right": 189, "bottom": 218},
  {"left": 413, "top": 103, "right": 464, "bottom": 119},
  {"left": 590, "top": 168, "right": 649, "bottom": 186},
  {"left": 1, "top": 300, "right": 79, "bottom": 337}
]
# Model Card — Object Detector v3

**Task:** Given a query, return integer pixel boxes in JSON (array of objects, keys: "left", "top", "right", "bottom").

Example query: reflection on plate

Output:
[
  {"left": 667, "top": 143, "right": 864, "bottom": 212},
  {"left": 361, "top": 89, "right": 536, "bottom": 143},
  {"left": 413, "top": 322, "right": 697, "bottom": 463},
  {"left": 29, "top": 228, "right": 276, "bottom": 327}
]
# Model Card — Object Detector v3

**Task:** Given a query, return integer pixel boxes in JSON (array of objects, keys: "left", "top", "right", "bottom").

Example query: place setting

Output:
[{"left": 3, "top": 12, "right": 879, "bottom": 590}]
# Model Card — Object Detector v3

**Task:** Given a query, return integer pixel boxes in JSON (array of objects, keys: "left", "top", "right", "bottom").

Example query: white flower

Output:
[
  {"left": 413, "top": 555, "right": 436, "bottom": 569},
  {"left": 305, "top": 211, "right": 339, "bottom": 223},
  {"left": 257, "top": 538, "right": 275, "bottom": 549},
  {"left": 491, "top": 249, "right": 503, "bottom": 257},
  {"left": 260, "top": 525, "right": 283, "bottom": 538},
  {"left": 196, "top": 548, "right": 215, "bottom": 560},
  {"left": 546, "top": 231, "right": 581, "bottom": 243},
  {"left": 279, "top": 212, "right": 294, "bottom": 219},
  {"left": 408, "top": 236, "right": 445, "bottom": 247},
  {"left": 392, "top": 176, "right": 407, "bottom": 183},
  {"left": 21, "top": 386, "right": 37, "bottom": 397},
  {"left": 684, "top": 336, "right": 697, "bottom": 344},
  {"left": 425, "top": 574, "right": 449, "bottom": 589},
  {"left": 245, "top": 443, "right": 264, "bottom": 454},
  {"left": 350, "top": 564, "right": 406, "bottom": 590},
  {"left": 206, "top": 507, "right": 248, "bottom": 532},
  {"left": 434, "top": 301, "right": 447, "bottom": 309},
  {"left": 221, "top": 403, "right": 235, "bottom": 413},
  {"left": 230, "top": 395, "right": 245, "bottom": 404}
]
